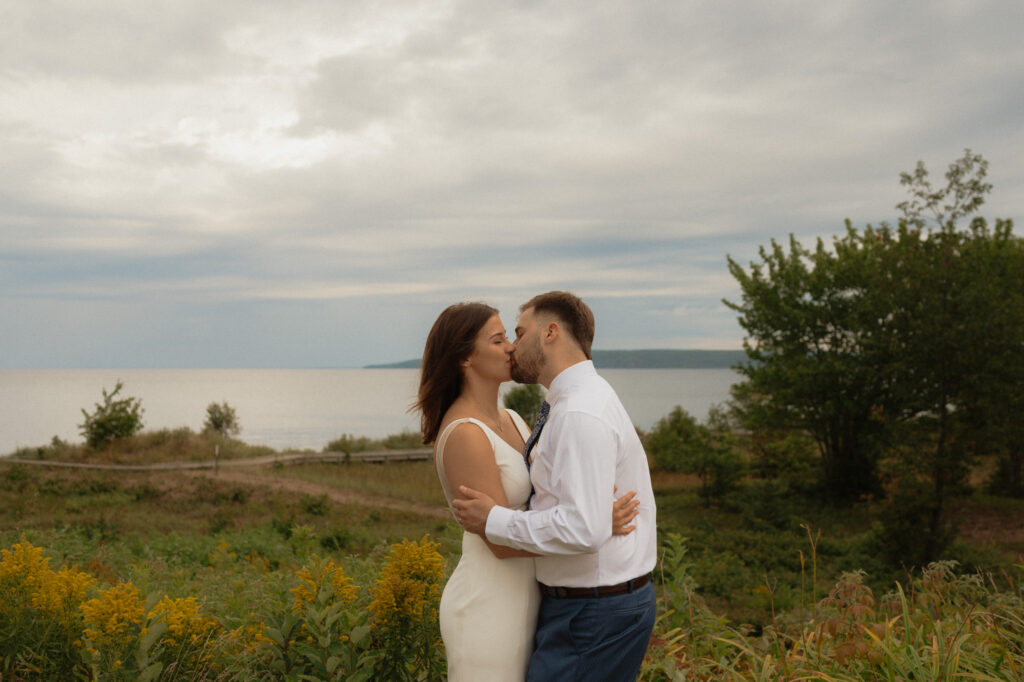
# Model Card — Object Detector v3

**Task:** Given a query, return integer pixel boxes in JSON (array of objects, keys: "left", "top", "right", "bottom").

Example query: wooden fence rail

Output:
[{"left": 0, "top": 448, "right": 432, "bottom": 472}]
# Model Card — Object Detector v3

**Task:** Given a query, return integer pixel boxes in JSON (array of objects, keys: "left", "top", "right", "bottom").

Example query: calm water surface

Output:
[{"left": 0, "top": 369, "right": 740, "bottom": 454}]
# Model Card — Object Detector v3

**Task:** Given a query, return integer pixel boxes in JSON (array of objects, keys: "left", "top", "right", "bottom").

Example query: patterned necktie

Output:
[{"left": 523, "top": 401, "right": 550, "bottom": 469}]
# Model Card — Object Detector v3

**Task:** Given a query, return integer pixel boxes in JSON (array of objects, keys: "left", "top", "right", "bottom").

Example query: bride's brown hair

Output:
[{"left": 416, "top": 302, "right": 498, "bottom": 444}]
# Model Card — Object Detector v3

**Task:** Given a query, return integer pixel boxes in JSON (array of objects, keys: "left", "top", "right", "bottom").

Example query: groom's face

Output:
[{"left": 510, "top": 307, "right": 546, "bottom": 384}]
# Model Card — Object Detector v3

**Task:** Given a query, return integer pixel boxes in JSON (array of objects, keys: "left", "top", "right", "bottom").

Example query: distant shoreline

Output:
[{"left": 365, "top": 349, "right": 746, "bottom": 370}]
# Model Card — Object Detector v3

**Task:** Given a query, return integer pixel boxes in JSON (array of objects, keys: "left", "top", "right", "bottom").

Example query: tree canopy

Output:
[{"left": 725, "top": 150, "right": 1022, "bottom": 560}]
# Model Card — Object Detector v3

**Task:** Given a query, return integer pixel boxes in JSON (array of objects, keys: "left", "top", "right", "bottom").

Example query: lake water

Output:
[{"left": 0, "top": 369, "right": 741, "bottom": 455}]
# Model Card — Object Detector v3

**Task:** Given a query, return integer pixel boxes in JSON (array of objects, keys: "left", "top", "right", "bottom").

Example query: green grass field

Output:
[{"left": 2, "top": 434, "right": 1022, "bottom": 680}]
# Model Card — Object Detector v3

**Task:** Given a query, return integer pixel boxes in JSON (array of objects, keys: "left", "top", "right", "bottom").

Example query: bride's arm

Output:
[{"left": 442, "top": 423, "right": 538, "bottom": 559}]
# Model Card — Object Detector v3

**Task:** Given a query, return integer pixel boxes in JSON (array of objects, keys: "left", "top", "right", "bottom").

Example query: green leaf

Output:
[
  {"left": 138, "top": 661, "right": 164, "bottom": 682},
  {"left": 265, "top": 627, "right": 286, "bottom": 647},
  {"left": 139, "top": 621, "right": 167, "bottom": 655},
  {"left": 350, "top": 624, "right": 371, "bottom": 645}
]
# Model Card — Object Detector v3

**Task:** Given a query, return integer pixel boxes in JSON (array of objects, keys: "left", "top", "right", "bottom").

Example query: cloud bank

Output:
[{"left": 2, "top": 0, "right": 1021, "bottom": 367}]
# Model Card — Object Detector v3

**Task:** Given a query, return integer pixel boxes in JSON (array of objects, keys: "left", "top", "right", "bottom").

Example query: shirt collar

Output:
[{"left": 546, "top": 360, "right": 595, "bottom": 404}]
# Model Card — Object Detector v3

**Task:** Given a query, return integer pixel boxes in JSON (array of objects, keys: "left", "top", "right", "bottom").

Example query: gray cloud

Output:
[{"left": 1, "top": 1, "right": 1021, "bottom": 367}]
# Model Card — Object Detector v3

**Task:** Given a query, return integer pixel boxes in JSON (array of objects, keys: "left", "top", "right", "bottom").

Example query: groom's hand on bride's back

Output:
[{"left": 452, "top": 486, "right": 496, "bottom": 535}]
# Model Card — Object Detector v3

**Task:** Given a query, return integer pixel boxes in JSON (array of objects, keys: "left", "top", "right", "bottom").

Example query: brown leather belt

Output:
[{"left": 539, "top": 573, "right": 652, "bottom": 599}]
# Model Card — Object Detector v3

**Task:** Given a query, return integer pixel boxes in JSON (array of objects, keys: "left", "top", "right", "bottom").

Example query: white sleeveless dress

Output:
[{"left": 435, "top": 411, "right": 540, "bottom": 681}]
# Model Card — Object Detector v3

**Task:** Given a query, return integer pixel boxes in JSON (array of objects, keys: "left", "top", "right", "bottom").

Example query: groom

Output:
[{"left": 453, "top": 291, "right": 657, "bottom": 681}]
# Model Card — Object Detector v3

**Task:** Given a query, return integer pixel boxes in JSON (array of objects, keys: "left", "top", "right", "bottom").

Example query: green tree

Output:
[
  {"left": 729, "top": 381, "right": 818, "bottom": 485},
  {"left": 645, "top": 406, "right": 743, "bottom": 505},
  {"left": 502, "top": 384, "right": 544, "bottom": 428},
  {"left": 79, "top": 381, "right": 144, "bottom": 450},
  {"left": 725, "top": 149, "right": 1021, "bottom": 560},
  {"left": 204, "top": 401, "right": 240, "bottom": 437},
  {"left": 968, "top": 229, "right": 1024, "bottom": 497},
  {"left": 872, "top": 151, "right": 1020, "bottom": 555},
  {"left": 891, "top": 152, "right": 1023, "bottom": 500},
  {"left": 724, "top": 228, "right": 892, "bottom": 499}
]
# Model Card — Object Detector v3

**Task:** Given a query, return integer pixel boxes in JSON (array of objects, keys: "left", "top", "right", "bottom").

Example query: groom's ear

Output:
[{"left": 543, "top": 321, "right": 560, "bottom": 344}]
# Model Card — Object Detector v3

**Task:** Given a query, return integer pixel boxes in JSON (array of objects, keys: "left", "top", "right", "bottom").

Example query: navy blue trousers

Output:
[{"left": 526, "top": 581, "right": 656, "bottom": 681}]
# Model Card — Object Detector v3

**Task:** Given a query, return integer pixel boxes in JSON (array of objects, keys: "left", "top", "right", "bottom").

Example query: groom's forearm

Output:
[{"left": 485, "top": 504, "right": 607, "bottom": 556}]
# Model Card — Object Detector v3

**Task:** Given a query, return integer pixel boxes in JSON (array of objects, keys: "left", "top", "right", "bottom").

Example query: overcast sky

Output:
[{"left": 2, "top": 1, "right": 1022, "bottom": 368}]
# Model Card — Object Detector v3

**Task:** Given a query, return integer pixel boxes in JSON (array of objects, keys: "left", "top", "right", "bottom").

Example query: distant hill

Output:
[
  {"left": 365, "top": 358, "right": 422, "bottom": 369},
  {"left": 365, "top": 349, "right": 746, "bottom": 370}
]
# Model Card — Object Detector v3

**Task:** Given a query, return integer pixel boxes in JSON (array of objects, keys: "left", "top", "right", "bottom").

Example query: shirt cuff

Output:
[{"left": 484, "top": 504, "right": 516, "bottom": 544}]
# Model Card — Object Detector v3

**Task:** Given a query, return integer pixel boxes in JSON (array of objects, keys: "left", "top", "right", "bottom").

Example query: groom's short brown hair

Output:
[{"left": 522, "top": 291, "right": 595, "bottom": 360}]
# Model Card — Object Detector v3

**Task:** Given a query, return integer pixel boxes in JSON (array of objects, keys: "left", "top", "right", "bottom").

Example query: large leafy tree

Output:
[
  {"left": 960, "top": 225, "right": 1024, "bottom": 497},
  {"left": 867, "top": 152, "right": 1022, "bottom": 559},
  {"left": 724, "top": 228, "right": 894, "bottom": 499},
  {"left": 725, "top": 150, "right": 1021, "bottom": 529}
]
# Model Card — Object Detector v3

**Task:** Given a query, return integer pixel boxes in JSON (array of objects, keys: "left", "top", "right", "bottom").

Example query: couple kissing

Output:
[{"left": 416, "top": 291, "right": 657, "bottom": 681}]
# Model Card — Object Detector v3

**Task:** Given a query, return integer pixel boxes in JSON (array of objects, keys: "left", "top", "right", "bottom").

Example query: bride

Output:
[{"left": 416, "top": 302, "right": 639, "bottom": 681}]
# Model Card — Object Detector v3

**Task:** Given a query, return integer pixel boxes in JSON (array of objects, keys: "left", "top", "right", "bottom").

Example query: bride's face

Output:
[{"left": 464, "top": 314, "right": 513, "bottom": 383}]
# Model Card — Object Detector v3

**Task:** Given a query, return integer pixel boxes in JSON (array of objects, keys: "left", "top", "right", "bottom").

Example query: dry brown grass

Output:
[
  {"left": 11, "top": 428, "right": 275, "bottom": 464},
  {"left": 269, "top": 460, "right": 447, "bottom": 508}
]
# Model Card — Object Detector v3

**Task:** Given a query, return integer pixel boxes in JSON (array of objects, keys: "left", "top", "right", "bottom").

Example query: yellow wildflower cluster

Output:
[
  {"left": 290, "top": 554, "right": 359, "bottom": 613},
  {"left": 0, "top": 539, "right": 94, "bottom": 625},
  {"left": 0, "top": 539, "right": 50, "bottom": 581},
  {"left": 150, "top": 595, "right": 221, "bottom": 646},
  {"left": 227, "top": 618, "right": 274, "bottom": 653},
  {"left": 80, "top": 582, "right": 146, "bottom": 646},
  {"left": 208, "top": 536, "right": 237, "bottom": 566},
  {"left": 33, "top": 566, "right": 96, "bottom": 621},
  {"left": 0, "top": 536, "right": 452, "bottom": 679},
  {"left": 369, "top": 536, "right": 445, "bottom": 622}
]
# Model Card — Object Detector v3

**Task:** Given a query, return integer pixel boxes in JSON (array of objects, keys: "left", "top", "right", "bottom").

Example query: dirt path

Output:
[
  {"left": 180, "top": 468, "right": 451, "bottom": 520},
  {"left": 2, "top": 452, "right": 450, "bottom": 520}
]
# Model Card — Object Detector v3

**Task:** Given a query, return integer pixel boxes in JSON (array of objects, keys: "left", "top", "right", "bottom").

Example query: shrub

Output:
[
  {"left": 204, "top": 401, "right": 240, "bottom": 437},
  {"left": 0, "top": 540, "right": 94, "bottom": 679},
  {"left": 326, "top": 431, "right": 425, "bottom": 454},
  {"left": 326, "top": 434, "right": 373, "bottom": 454},
  {"left": 301, "top": 494, "right": 329, "bottom": 516},
  {"left": 79, "top": 381, "right": 144, "bottom": 450},
  {"left": 260, "top": 554, "right": 377, "bottom": 680},
  {"left": 645, "top": 406, "right": 744, "bottom": 504},
  {"left": 381, "top": 430, "right": 425, "bottom": 449},
  {"left": 368, "top": 536, "right": 446, "bottom": 681},
  {"left": 502, "top": 383, "right": 544, "bottom": 427}
]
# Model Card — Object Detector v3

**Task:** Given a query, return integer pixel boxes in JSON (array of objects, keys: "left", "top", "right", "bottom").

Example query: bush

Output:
[
  {"left": 502, "top": 383, "right": 544, "bottom": 427},
  {"left": 326, "top": 431, "right": 425, "bottom": 454},
  {"left": 381, "top": 430, "right": 424, "bottom": 449},
  {"left": 204, "top": 401, "right": 240, "bottom": 437},
  {"left": 645, "top": 406, "right": 745, "bottom": 505},
  {"left": 78, "top": 381, "right": 144, "bottom": 450},
  {"left": 326, "top": 434, "right": 373, "bottom": 454}
]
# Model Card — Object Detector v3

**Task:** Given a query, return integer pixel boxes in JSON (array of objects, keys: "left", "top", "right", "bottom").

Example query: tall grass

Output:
[
  {"left": 642, "top": 534, "right": 1024, "bottom": 680},
  {"left": 2, "top": 448, "right": 1022, "bottom": 680},
  {"left": 10, "top": 427, "right": 275, "bottom": 464},
  {"left": 270, "top": 460, "right": 446, "bottom": 508},
  {"left": 1, "top": 536, "right": 445, "bottom": 680},
  {"left": 10, "top": 530, "right": 1014, "bottom": 681}
]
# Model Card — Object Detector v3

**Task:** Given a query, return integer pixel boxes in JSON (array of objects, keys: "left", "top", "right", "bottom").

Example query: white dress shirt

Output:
[{"left": 485, "top": 361, "right": 657, "bottom": 588}]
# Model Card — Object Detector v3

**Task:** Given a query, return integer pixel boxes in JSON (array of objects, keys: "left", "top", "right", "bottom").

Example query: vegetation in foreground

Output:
[{"left": 1, "top": 457, "right": 1022, "bottom": 680}]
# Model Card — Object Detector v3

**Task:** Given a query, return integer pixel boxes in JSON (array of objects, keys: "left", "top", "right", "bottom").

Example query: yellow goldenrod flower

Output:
[
  {"left": 80, "top": 583, "right": 145, "bottom": 645},
  {"left": 149, "top": 595, "right": 219, "bottom": 647},
  {"left": 290, "top": 555, "right": 358, "bottom": 613},
  {"left": 369, "top": 536, "right": 445, "bottom": 625}
]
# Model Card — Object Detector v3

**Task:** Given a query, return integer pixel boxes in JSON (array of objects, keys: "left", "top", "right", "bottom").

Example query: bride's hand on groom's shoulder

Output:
[{"left": 452, "top": 486, "right": 496, "bottom": 535}]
